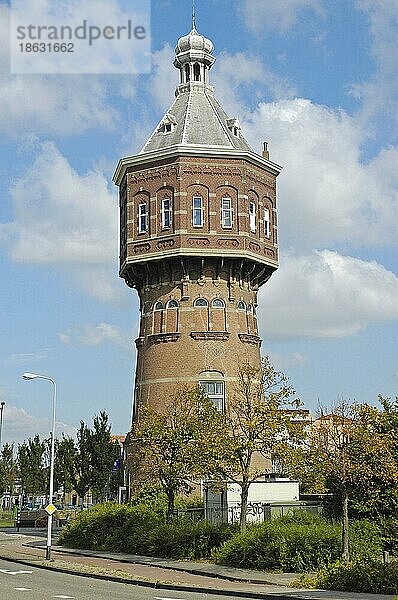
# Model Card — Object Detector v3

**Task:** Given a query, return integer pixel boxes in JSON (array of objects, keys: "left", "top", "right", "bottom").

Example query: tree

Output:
[
  {"left": 305, "top": 400, "right": 398, "bottom": 561},
  {"left": 54, "top": 436, "right": 76, "bottom": 498},
  {"left": 17, "top": 435, "right": 47, "bottom": 498},
  {"left": 89, "top": 411, "right": 120, "bottom": 503},
  {"left": 215, "top": 357, "right": 304, "bottom": 532},
  {"left": 72, "top": 421, "right": 92, "bottom": 505},
  {"left": 131, "top": 385, "right": 223, "bottom": 521},
  {"left": 0, "top": 443, "right": 17, "bottom": 497}
]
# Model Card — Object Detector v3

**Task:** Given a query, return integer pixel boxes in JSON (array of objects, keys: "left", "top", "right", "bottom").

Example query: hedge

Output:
[
  {"left": 316, "top": 560, "right": 398, "bottom": 594},
  {"left": 213, "top": 513, "right": 382, "bottom": 572}
]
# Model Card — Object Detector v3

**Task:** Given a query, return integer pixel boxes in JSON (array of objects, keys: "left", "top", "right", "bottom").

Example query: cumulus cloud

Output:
[
  {"left": 354, "top": 0, "right": 398, "bottom": 131},
  {"left": 58, "top": 322, "right": 132, "bottom": 349},
  {"left": 1, "top": 141, "right": 117, "bottom": 265},
  {"left": 242, "top": 99, "right": 398, "bottom": 248},
  {"left": 240, "top": 0, "right": 325, "bottom": 34},
  {"left": 258, "top": 250, "right": 398, "bottom": 338},
  {"left": 0, "top": 403, "right": 76, "bottom": 446},
  {"left": 0, "top": 4, "right": 118, "bottom": 137}
]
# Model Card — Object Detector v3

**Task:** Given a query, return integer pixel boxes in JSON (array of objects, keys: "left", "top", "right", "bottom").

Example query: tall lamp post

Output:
[
  {"left": 0, "top": 401, "right": 5, "bottom": 450},
  {"left": 22, "top": 373, "right": 56, "bottom": 561}
]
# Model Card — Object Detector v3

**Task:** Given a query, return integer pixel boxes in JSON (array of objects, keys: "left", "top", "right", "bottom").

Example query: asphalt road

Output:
[{"left": 0, "top": 557, "right": 249, "bottom": 600}]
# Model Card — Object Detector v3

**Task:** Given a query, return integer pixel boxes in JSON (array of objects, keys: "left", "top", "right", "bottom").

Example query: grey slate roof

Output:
[{"left": 140, "top": 87, "right": 254, "bottom": 154}]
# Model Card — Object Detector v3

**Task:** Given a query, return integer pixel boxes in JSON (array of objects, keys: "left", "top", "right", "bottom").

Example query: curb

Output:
[
  {"left": 0, "top": 552, "right": 307, "bottom": 600},
  {"left": 50, "top": 544, "right": 296, "bottom": 587}
]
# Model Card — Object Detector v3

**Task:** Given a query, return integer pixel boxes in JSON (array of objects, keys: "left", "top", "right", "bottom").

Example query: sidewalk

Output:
[{"left": 0, "top": 529, "right": 395, "bottom": 600}]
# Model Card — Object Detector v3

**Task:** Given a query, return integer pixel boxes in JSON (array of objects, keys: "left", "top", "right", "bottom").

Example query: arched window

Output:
[
  {"left": 212, "top": 298, "right": 225, "bottom": 308},
  {"left": 193, "top": 62, "right": 201, "bottom": 81},
  {"left": 153, "top": 301, "right": 164, "bottom": 334},
  {"left": 185, "top": 64, "right": 190, "bottom": 82},
  {"left": 194, "top": 298, "right": 208, "bottom": 307},
  {"left": 237, "top": 301, "right": 246, "bottom": 310},
  {"left": 167, "top": 300, "right": 178, "bottom": 309},
  {"left": 154, "top": 301, "right": 163, "bottom": 311}
]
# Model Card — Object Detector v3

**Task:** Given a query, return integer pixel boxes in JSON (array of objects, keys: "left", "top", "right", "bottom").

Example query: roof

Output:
[{"left": 140, "top": 83, "right": 254, "bottom": 155}]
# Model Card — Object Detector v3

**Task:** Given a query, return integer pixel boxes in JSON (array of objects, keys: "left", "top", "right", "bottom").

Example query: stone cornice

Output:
[{"left": 113, "top": 145, "right": 282, "bottom": 186}]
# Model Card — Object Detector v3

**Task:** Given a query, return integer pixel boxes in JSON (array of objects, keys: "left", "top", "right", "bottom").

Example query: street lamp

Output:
[
  {"left": 22, "top": 372, "right": 57, "bottom": 561},
  {"left": 0, "top": 401, "right": 5, "bottom": 450}
]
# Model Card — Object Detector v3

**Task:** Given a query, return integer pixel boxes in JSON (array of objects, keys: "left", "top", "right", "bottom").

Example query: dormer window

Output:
[
  {"left": 157, "top": 114, "right": 177, "bottom": 135},
  {"left": 226, "top": 117, "right": 241, "bottom": 138}
]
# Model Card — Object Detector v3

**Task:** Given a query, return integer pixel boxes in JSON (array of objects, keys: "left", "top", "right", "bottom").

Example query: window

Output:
[
  {"left": 237, "top": 301, "right": 246, "bottom": 310},
  {"left": 154, "top": 301, "right": 163, "bottom": 311},
  {"left": 194, "top": 298, "right": 208, "bottom": 307},
  {"left": 221, "top": 197, "right": 233, "bottom": 228},
  {"left": 264, "top": 208, "right": 270, "bottom": 238},
  {"left": 193, "top": 63, "right": 200, "bottom": 81},
  {"left": 164, "top": 123, "right": 172, "bottom": 133},
  {"left": 249, "top": 201, "right": 256, "bottom": 233},
  {"left": 212, "top": 298, "right": 225, "bottom": 308},
  {"left": 138, "top": 203, "right": 147, "bottom": 233},
  {"left": 200, "top": 381, "right": 225, "bottom": 412},
  {"left": 185, "top": 64, "right": 190, "bottom": 82},
  {"left": 161, "top": 198, "right": 172, "bottom": 229},
  {"left": 167, "top": 300, "right": 178, "bottom": 309},
  {"left": 192, "top": 196, "right": 203, "bottom": 227}
]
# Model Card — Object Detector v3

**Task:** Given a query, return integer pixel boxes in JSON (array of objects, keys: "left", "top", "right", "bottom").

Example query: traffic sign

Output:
[{"left": 45, "top": 503, "right": 57, "bottom": 515}]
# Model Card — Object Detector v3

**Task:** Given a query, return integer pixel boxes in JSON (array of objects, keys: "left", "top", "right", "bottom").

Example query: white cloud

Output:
[
  {"left": 354, "top": 0, "right": 398, "bottom": 131},
  {"left": 243, "top": 98, "right": 398, "bottom": 248},
  {"left": 240, "top": 0, "right": 325, "bottom": 34},
  {"left": 1, "top": 141, "right": 117, "bottom": 265},
  {"left": 58, "top": 322, "right": 132, "bottom": 349},
  {"left": 6, "top": 349, "right": 50, "bottom": 366},
  {"left": 0, "top": 4, "right": 118, "bottom": 137},
  {"left": 0, "top": 404, "right": 76, "bottom": 446},
  {"left": 258, "top": 250, "right": 398, "bottom": 338},
  {"left": 212, "top": 51, "right": 296, "bottom": 118}
]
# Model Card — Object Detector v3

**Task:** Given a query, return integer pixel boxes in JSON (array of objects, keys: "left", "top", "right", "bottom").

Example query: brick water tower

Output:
[{"left": 113, "top": 21, "right": 281, "bottom": 421}]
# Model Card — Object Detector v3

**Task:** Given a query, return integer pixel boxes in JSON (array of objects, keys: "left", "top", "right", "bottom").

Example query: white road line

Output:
[
  {"left": 13, "top": 588, "right": 32, "bottom": 592},
  {"left": 0, "top": 569, "right": 33, "bottom": 575},
  {"left": 53, "top": 596, "right": 75, "bottom": 599},
  {"left": 154, "top": 597, "right": 185, "bottom": 600}
]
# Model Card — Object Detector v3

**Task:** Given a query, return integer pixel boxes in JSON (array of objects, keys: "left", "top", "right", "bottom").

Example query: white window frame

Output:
[
  {"left": 161, "top": 198, "right": 172, "bottom": 229},
  {"left": 138, "top": 203, "right": 147, "bottom": 234},
  {"left": 221, "top": 197, "right": 233, "bottom": 228},
  {"left": 200, "top": 380, "right": 225, "bottom": 413},
  {"left": 264, "top": 207, "right": 270, "bottom": 238},
  {"left": 249, "top": 201, "right": 256, "bottom": 233},
  {"left": 192, "top": 196, "right": 203, "bottom": 227}
]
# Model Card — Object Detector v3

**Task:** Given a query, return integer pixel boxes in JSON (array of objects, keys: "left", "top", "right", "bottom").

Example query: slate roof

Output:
[{"left": 140, "top": 86, "right": 254, "bottom": 154}]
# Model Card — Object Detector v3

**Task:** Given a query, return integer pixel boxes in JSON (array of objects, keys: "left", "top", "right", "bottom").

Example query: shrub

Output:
[
  {"left": 59, "top": 502, "right": 236, "bottom": 559},
  {"left": 378, "top": 518, "right": 398, "bottom": 555},
  {"left": 316, "top": 561, "right": 398, "bottom": 594},
  {"left": 214, "top": 514, "right": 381, "bottom": 572}
]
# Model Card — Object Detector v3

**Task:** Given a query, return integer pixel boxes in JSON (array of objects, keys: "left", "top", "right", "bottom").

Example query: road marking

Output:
[
  {"left": 14, "top": 588, "right": 32, "bottom": 592},
  {"left": 154, "top": 597, "right": 185, "bottom": 600},
  {"left": 53, "top": 596, "right": 75, "bottom": 599},
  {"left": 0, "top": 569, "right": 33, "bottom": 575}
]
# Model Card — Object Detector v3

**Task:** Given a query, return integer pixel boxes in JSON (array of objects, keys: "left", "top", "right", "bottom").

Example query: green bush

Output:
[
  {"left": 378, "top": 518, "right": 398, "bottom": 555},
  {"left": 316, "top": 560, "right": 398, "bottom": 594},
  {"left": 59, "top": 502, "right": 235, "bottom": 559},
  {"left": 214, "top": 514, "right": 381, "bottom": 573}
]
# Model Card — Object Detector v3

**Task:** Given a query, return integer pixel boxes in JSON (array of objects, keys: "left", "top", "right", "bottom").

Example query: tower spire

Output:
[{"left": 192, "top": 0, "right": 196, "bottom": 31}]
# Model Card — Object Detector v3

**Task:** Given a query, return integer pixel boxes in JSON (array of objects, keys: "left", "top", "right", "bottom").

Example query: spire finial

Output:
[{"left": 192, "top": 0, "right": 196, "bottom": 30}]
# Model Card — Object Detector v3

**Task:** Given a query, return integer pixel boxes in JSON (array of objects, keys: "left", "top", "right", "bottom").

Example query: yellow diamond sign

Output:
[{"left": 45, "top": 503, "right": 57, "bottom": 516}]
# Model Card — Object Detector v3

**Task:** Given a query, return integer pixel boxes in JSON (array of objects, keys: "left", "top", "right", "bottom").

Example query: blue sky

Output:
[{"left": 0, "top": 0, "right": 397, "bottom": 444}]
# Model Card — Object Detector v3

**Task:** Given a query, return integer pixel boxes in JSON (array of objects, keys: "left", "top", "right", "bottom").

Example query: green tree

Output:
[
  {"left": 54, "top": 436, "right": 76, "bottom": 497},
  {"left": 215, "top": 357, "right": 304, "bottom": 532},
  {"left": 72, "top": 421, "right": 92, "bottom": 505},
  {"left": 131, "top": 385, "right": 222, "bottom": 521},
  {"left": 89, "top": 411, "right": 120, "bottom": 503},
  {"left": 305, "top": 400, "right": 398, "bottom": 561},
  {"left": 0, "top": 443, "right": 17, "bottom": 496},
  {"left": 17, "top": 435, "right": 47, "bottom": 497}
]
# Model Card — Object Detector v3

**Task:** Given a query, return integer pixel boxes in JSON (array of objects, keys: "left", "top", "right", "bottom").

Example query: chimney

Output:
[{"left": 262, "top": 141, "right": 269, "bottom": 160}]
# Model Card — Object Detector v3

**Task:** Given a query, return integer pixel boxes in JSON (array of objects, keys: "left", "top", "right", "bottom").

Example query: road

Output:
[{"left": 0, "top": 557, "right": 252, "bottom": 600}]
